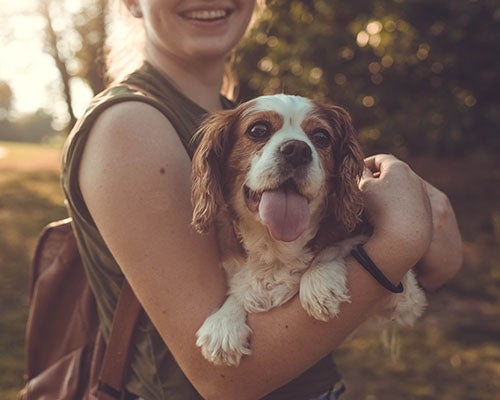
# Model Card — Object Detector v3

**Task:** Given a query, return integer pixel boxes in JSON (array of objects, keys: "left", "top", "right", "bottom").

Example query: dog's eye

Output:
[
  {"left": 247, "top": 122, "right": 271, "bottom": 141},
  {"left": 311, "top": 129, "right": 331, "bottom": 148}
]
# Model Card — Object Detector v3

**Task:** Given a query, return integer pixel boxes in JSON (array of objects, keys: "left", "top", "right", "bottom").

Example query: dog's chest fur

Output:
[{"left": 224, "top": 244, "right": 314, "bottom": 313}]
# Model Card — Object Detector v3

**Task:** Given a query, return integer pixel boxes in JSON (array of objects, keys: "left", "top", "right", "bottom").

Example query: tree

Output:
[
  {"left": 0, "top": 80, "right": 13, "bottom": 118},
  {"left": 35, "top": 0, "right": 499, "bottom": 155},
  {"left": 236, "top": 0, "right": 500, "bottom": 157},
  {"left": 39, "top": 0, "right": 108, "bottom": 131}
]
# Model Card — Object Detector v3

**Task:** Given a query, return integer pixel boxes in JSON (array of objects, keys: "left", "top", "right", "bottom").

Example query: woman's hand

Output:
[
  {"left": 359, "top": 154, "right": 462, "bottom": 291},
  {"left": 359, "top": 154, "right": 433, "bottom": 283},
  {"left": 414, "top": 181, "right": 463, "bottom": 291}
]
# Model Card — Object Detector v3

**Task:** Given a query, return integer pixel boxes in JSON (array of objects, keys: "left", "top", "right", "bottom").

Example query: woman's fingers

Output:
[{"left": 363, "top": 154, "right": 400, "bottom": 174}]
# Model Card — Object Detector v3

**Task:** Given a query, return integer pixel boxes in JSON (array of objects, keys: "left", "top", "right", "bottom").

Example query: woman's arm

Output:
[
  {"left": 79, "top": 103, "right": 433, "bottom": 400},
  {"left": 415, "top": 181, "right": 463, "bottom": 291}
]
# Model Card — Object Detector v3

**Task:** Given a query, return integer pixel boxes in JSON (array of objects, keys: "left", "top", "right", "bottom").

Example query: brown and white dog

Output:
[{"left": 191, "top": 94, "right": 426, "bottom": 366}]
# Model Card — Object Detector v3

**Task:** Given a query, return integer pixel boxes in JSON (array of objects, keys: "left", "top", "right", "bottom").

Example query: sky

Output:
[{"left": 0, "top": 0, "right": 92, "bottom": 125}]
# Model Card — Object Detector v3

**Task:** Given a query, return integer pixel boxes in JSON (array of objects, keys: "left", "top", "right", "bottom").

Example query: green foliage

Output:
[
  {"left": 236, "top": 0, "right": 500, "bottom": 157},
  {"left": 40, "top": 0, "right": 109, "bottom": 128}
]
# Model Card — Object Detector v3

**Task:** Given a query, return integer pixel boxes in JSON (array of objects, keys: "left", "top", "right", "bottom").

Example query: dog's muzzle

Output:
[{"left": 280, "top": 140, "right": 312, "bottom": 168}]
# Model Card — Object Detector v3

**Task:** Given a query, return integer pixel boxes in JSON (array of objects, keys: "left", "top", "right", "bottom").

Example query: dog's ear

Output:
[
  {"left": 326, "top": 105, "right": 365, "bottom": 233},
  {"left": 191, "top": 109, "right": 237, "bottom": 234}
]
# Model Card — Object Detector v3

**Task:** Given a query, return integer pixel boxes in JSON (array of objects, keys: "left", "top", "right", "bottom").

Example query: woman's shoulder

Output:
[
  {"left": 83, "top": 99, "right": 181, "bottom": 157},
  {"left": 75, "top": 83, "right": 166, "bottom": 131},
  {"left": 90, "top": 96, "right": 173, "bottom": 132},
  {"left": 63, "top": 86, "right": 176, "bottom": 166}
]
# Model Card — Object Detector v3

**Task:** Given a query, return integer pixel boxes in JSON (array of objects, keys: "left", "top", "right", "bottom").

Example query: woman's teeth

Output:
[{"left": 184, "top": 10, "right": 228, "bottom": 21}]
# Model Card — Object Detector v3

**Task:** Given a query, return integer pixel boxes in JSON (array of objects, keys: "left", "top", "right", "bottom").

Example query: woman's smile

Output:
[
  {"left": 181, "top": 9, "right": 233, "bottom": 22},
  {"left": 140, "top": 0, "right": 255, "bottom": 63}
]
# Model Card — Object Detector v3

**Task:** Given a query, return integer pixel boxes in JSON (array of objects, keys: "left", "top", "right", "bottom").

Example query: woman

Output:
[{"left": 62, "top": 1, "right": 462, "bottom": 399}]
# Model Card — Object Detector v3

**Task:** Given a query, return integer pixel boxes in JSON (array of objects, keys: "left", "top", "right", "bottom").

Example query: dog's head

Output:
[{"left": 191, "top": 94, "right": 364, "bottom": 243}]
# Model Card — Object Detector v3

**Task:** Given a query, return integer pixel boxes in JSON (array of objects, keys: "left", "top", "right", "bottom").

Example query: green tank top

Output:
[{"left": 61, "top": 62, "right": 342, "bottom": 400}]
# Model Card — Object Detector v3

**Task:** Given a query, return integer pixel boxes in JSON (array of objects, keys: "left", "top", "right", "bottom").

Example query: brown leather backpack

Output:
[{"left": 18, "top": 218, "right": 142, "bottom": 400}]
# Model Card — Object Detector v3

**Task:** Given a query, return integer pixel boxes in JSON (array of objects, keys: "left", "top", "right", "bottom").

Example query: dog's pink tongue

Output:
[{"left": 259, "top": 188, "right": 310, "bottom": 242}]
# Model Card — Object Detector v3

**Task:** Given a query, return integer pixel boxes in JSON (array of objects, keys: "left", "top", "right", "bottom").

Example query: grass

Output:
[{"left": 0, "top": 141, "right": 499, "bottom": 399}]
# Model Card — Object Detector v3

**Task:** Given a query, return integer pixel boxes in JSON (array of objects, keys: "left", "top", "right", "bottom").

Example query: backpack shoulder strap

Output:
[
  {"left": 97, "top": 279, "right": 142, "bottom": 400},
  {"left": 57, "top": 219, "right": 142, "bottom": 400}
]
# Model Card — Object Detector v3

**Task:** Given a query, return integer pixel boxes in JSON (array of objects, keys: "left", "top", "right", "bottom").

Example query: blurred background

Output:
[{"left": 0, "top": 0, "right": 499, "bottom": 399}]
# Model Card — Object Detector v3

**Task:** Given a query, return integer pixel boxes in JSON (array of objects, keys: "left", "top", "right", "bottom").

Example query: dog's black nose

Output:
[{"left": 280, "top": 140, "right": 312, "bottom": 168}]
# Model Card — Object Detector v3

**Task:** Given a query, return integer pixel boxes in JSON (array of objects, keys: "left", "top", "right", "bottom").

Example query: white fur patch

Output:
[{"left": 251, "top": 94, "right": 314, "bottom": 122}]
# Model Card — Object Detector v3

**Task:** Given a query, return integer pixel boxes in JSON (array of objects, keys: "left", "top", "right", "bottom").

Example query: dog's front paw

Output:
[
  {"left": 196, "top": 310, "right": 252, "bottom": 366},
  {"left": 299, "top": 258, "right": 350, "bottom": 322}
]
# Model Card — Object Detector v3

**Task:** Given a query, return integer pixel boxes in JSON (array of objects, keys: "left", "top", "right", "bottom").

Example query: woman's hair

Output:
[
  {"left": 105, "top": 1, "right": 145, "bottom": 85},
  {"left": 105, "top": 0, "right": 266, "bottom": 100}
]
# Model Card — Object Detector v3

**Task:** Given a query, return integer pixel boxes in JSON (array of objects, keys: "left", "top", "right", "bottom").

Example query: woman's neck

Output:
[{"left": 145, "top": 47, "right": 227, "bottom": 112}]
